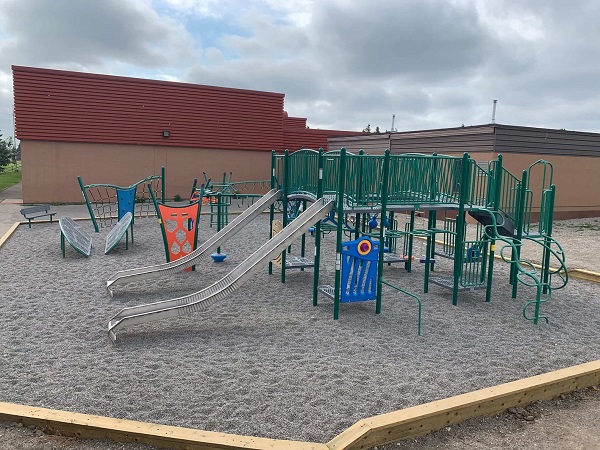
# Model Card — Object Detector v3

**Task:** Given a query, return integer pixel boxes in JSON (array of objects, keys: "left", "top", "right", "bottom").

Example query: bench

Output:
[{"left": 20, "top": 205, "right": 57, "bottom": 228}]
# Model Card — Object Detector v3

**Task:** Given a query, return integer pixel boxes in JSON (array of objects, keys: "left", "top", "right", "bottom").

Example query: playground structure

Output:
[
  {"left": 104, "top": 148, "right": 567, "bottom": 341},
  {"left": 77, "top": 168, "right": 165, "bottom": 236},
  {"left": 271, "top": 148, "right": 568, "bottom": 324},
  {"left": 189, "top": 171, "right": 270, "bottom": 228},
  {"left": 148, "top": 187, "right": 202, "bottom": 270}
]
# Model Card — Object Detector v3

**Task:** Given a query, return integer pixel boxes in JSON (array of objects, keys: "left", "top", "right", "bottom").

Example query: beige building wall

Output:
[
  {"left": 495, "top": 153, "right": 600, "bottom": 219},
  {"left": 21, "top": 141, "right": 600, "bottom": 220},
  {"left": 21, "top": 141, "right": 272, "bottom": 204}
]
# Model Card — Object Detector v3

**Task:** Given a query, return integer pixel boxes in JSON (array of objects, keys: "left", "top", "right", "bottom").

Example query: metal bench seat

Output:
[{"left": 20, "top": 205, "right": 57, "bottom": 228}]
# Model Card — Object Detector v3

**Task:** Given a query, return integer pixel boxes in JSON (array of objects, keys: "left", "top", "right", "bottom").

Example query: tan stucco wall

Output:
[
  {"left": 496, "top": 153, "right": 600, "bottom": 219},
  {"left": 20, "top": 142, "right": 600, "bottom": 219},
  {"left": 21, "top": 141, "right": 272, "bottom": 204}
]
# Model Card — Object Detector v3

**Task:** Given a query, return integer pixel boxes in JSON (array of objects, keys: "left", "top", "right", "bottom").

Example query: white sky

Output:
[{"left": 1, "top": 0, "right": 600, "bottom": 139}]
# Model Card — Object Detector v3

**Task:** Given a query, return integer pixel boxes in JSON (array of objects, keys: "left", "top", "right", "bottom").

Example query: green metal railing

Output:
[
  {"left": 271, "top": 147, "right": 565, "bottom": 324},
  {"left": 381, "top": 280, "right": 422, "bottom": 335},
  {"left": 460, "top": 240, "right": 487, "bottom": 288},
  {"left": 387, "top": 154, "right": 463, "bottom": 206},
  {"left": 490, "top": 161, "right": 521, "bottom": 224},
  {"left": 279, "top": 151, "right": 484, "bottom": 210},
  {"left": 466, "top": 159, "right": 493, "bottom": 207},
  {"left": 285, "top": 149, "right": 321, "bottom": 197}
]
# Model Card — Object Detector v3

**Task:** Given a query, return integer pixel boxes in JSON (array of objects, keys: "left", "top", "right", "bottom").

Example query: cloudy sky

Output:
[{"left": 1, "top": 0, "right": 599, "bottom": 140}]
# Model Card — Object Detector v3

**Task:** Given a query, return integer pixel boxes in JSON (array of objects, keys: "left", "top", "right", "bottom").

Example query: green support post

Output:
[
  {"left": 149, "top": 186, "right": 171, "bottom": 264},
  {"left": 427, "top": 209, "right": 436, "bottom": 270},
  {"left": 406, "top": 210, "right": 415, "bottom": 273},
  {"left": 452, "top": 153, "right": 471, "bottom": 306},
  {"left": 313, "top": 149, "right": 325, "bottom": 307},
  {"left": 77, "top": 176, "right": 100, "bottom": 233},
  {"left": 541, "top": 185, "right": 556, "bottom": 295},
  {"left": 333, "top": 148, "right": 347, "bottom": 320},
  {"left": 216, "top": 193, "right": 222, "bottom": 255},
  {"left": 428, "top": 154, "right": 438, "bottom": 273},
  {"left": 387, "top": 211, "right": 395, "bottom": 253},
  {"left": 376, "top": 149, "right": 391, "bottom": 314},
  {"left": 486, "top": 155, "right": 503, "bottom": 302},
  {"left": 355, "top": 150, "right": 365, "bottom": 240},
  {"left": 424, "top": 209, "right": 437, "bottom": 294},
  {"left": 269, "top": 151, "right": 276, "bottom": 275},
  {"left": 300, "top": 199, "right": 307, "bottom": 271},
  {"left": 511, "top": 170, "right": 528, "bottom": 299},
  {"left": 423, "top": 232, "right": 432, "bottom": 294},
  {"left": 281, "top": 150, "right": 290, "bottom": 284}
]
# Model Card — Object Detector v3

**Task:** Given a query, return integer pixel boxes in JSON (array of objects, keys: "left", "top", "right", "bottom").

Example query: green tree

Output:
[
  {"left": 0, "top": 131, "right": 19, "bottom": 171},
  {"left": 8, "top": 138, "right": 19, "bottom": 168},
  {"left": 0, "top": 133, "right": 11, "bottom": 170}
]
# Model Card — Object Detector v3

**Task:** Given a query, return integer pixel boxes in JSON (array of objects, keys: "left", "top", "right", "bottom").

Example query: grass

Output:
[
  {"left": 570, "top": 223, "right": 600, "bottom": 232},
  {"left": 555, "top": 218, "right": 600, "bottom": 232},
  {"left": 0, "top": 162, "right": 22, "bottom": 191}
]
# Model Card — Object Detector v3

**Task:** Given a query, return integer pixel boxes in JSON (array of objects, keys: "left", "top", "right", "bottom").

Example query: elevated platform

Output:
[
  {"left": 429, "top": 276, "right": 487, "bottom": 291},
  {"left": 285, "top": 256, "right": 314, "bottom": 269},
  {"left": 383, "top": 253, "right": 409, "bottom": 264}
]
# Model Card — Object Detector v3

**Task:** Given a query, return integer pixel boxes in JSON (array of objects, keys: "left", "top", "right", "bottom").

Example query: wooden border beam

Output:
[
  {"left": 326, "top": 359, "right": 600, "bottom": 450},
  {"left": 568, "top": 268, "right": 600, "bottom": 283},
  {"left": 0, "top": 402, "right": 328, "bottom": 450},
  {"left": 2, "top": 222, "right": 600, "bottom": 449},
  {"left": 0, "top": 221, "right": 19, "bottom": 248}
]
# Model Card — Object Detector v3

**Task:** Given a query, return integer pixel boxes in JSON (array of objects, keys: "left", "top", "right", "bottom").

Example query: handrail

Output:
[
  {"left": 381, "top": 280, "right": 422, "bottom": 336},
  {"left": 473, "top": 207, "right": 566, "bottom": 324}
]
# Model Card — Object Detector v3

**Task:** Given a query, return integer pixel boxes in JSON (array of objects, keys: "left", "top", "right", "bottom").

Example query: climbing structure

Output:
[
  {"left": 189, "top": 172, "right": 271, "bottom": 228},
  {"left": 150, "top": 187, "right": 202, "bottom": 271},
  {"left": 270, "top": 148, "right": 568, "bottom": 324},
  {"left": 78, "top": 168, "right": 165, "bottom": 235}
]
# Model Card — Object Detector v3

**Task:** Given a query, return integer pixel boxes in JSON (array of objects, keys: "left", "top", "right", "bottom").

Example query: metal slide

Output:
[
  {"left": 108, "top": 198, "right": 335, "bottom": 342},
  {"left": 106, "top": 189, "right": 282, "bottom": 296}
]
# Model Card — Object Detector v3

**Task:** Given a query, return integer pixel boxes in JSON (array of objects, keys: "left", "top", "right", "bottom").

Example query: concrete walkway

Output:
[{"left": 0, "top": 182, "right": 89, "bottom": 237}]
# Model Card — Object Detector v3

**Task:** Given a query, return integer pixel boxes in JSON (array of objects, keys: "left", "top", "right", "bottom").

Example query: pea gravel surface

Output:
[{"left": 1, "top": 213, "right": 598, "bottom": 444}]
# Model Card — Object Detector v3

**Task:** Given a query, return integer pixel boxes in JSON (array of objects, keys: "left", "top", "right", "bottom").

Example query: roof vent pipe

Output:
[{"left": 491, "top": 100, "right": 498, "bottom": 124}]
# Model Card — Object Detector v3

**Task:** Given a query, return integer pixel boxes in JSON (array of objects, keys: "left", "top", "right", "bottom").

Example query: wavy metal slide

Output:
[
  {"left": 106, "top": 189, "right": 282, "bottom": 296},
  {"left": 108, "top": 198, "right": 335, "bottom": 342}
]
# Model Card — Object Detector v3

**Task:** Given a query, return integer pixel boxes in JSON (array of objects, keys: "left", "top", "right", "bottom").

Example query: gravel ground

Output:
[{"left": 1, "top": 212, "right": 599, "bottom": 448}]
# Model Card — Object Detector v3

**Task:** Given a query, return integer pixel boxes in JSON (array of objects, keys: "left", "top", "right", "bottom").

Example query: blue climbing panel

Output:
[
  {"left": 340, "top": 237, "right": 380, "bottom": 303},
  {"left": 117, "top": 187, "right": 137, "bottom": 220}
]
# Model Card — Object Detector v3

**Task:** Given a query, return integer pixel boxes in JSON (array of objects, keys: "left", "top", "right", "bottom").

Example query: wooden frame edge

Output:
[
  {"left": 0, "top": 402, "right": 328, "bottom": 450},
  {"left": 568, "top": 268, "right": 600, "bottom": 283},
  {"left": 0, "top": 222, "right": 20, "bottom": 248},
  {"left": 327, "top": 359, "right": 600, "bottom": 450},
  {"left": 2, "top": 220, "right": 599, "bottom": 449}
]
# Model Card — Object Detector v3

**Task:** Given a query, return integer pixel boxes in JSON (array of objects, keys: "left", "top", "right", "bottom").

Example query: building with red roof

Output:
[{"left": 12, "top": 66, "right": 363, "bottom": 203}]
